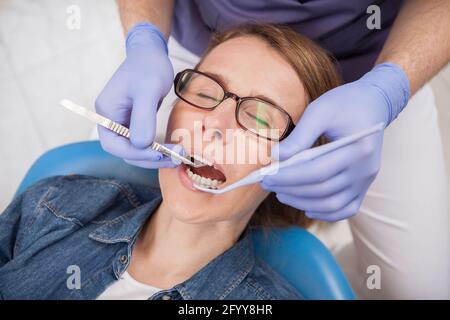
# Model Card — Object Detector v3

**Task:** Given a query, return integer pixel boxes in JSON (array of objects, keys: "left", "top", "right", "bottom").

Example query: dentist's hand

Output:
[
  {"left": 261, "top": 63, "right": 410, "bottom": 221},
  {"left": 96, "top": 22, "right": 183, "bottom": 168}
]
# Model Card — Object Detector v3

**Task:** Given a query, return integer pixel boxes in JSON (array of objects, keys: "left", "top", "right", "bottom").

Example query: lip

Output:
[
  {"left": 177, "top": 164, "right": 200, "bottom": 192},
  {"left": 176, "top": 147, "right": 230, "bottom": 193}
]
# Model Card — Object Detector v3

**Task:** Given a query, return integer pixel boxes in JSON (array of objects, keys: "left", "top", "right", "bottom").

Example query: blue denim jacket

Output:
[{"left": 0, "top": 175, "right": 302, "bottom": 300}]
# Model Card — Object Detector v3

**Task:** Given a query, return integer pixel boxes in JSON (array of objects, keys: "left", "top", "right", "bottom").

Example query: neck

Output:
[{"left": 133, "top": 200, "right": 252, "bottom": 287}]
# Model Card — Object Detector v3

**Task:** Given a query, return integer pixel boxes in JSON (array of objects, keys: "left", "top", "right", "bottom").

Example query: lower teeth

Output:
[{"left": 186, "top": 167, "right": 224, "bottom": 189}]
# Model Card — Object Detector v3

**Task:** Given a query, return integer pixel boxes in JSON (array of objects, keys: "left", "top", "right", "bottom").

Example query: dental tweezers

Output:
[{"left": 60, "top": 99, "right": 208, "bottom": 168}]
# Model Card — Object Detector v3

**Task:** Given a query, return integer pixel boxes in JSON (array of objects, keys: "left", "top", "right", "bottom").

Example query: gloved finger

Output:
[
  {"left": 129, "top": 92, "right": 160, "bottom": 148},
  {"left": 95, "top": 75, "right": 131, "bottom": 121},
  {"left": 263, "top": 142, "right": 360, "bottom": 186},
  {"left": 98, "top": 126, "right": 185, "bottom": 161},
  {"left": 272, "top": 104, "right": 328, "bottom": 161},
  {"left": 261, "top": 171, "right": 351, "bottom": 198},
  {"left": 276, "top": 185, "right": 360, "bottom": 213},
  {"left": 124, "top": 143, "right": 186, "bottom": 168},
  {"left": 305, "top": 196, "right": 363, "bottom": 222},
  {"left": 124, "top": 158, "right": 179, "bottom": 169}
]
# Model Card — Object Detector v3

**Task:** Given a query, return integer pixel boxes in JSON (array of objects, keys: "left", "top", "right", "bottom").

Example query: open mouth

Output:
[{"left": 184, "top": 163, "right": 227, "bottom": 190}]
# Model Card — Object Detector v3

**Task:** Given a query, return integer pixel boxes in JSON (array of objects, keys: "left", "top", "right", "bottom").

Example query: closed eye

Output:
[
  {"left": 197, "top": 92, "right": 221, "bottom": 103},
  {"left": 244, "top": 111, "right": 270, "bottom": 128}
]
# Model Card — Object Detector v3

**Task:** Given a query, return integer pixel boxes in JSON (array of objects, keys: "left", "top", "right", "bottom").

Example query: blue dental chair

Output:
[{"left": 15, "top": 141, "right": 355, "bottom": 300}]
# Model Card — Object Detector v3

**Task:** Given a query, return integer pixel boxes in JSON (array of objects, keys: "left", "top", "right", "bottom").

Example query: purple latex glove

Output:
[
  {"left": 261, "top": 63, "right": 410, "bottom": 221},
  {"left": 95, "top": 22, "right": 184, "bottom": 168}
]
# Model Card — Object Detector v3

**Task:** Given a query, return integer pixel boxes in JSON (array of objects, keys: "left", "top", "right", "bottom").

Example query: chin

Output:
[
  {"left": 158, "top": 165, "right": 265, "bottom": 225},
  {"left": 161, "top": 189, "right": 235, "bottom": 224},
  {"left": 166, "top": 201, "right": 208, "bottom": 224},
  {"left": 159, "top": 167, "right": 227, "bottom": 224}
]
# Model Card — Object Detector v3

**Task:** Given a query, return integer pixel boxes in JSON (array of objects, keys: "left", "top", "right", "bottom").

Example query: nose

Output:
[{"left": 202, "top": 96, "right": 239, "bottom": 144}]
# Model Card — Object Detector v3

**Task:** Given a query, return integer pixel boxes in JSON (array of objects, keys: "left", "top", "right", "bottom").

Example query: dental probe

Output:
[
  {"left": 194, "top": 122, "right": 385, "bottom": 194},
  {"left": 60, "top": 99, "right": 209, "bottom": 168}
]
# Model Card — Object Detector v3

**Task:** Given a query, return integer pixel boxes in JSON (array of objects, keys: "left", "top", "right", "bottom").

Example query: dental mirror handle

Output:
[
  {"left": 238, "top": 122, "right": 385, "bottom": 187},
  {"left": 259, "top": 122, "right": 385, "bottom": 177}
]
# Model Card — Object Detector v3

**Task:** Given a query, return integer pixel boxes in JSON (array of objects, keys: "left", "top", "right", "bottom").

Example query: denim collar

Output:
[
  {"left": 88, "top": 193, "right": 256, "bottom": 300},
  {"left": 88, "top": 195, "right": 161, "bottom": 244}
]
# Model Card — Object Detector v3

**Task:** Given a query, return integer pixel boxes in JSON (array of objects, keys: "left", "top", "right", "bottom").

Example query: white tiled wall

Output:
[
  {"left": 0, "top": 0, "right": 125, "bottom": 210},
  {"left": 0, "top": 0, "right": 449, "bottom": 212}
]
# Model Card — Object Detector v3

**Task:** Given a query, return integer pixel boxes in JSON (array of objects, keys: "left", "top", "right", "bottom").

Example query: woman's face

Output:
[{"left": 159, "top": 36, "right": 307, "bottom": 224}]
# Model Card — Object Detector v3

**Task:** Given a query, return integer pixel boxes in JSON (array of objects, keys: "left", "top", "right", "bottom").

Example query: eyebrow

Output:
[
  {"left": 250, "top": 94, "right": 280, "bottom": 107},
  {"left": 200, "top": 70, "right": 282, "bottom": 107},
  {"left": 201, "top": 71, "right": 229, "bottom": 86}
]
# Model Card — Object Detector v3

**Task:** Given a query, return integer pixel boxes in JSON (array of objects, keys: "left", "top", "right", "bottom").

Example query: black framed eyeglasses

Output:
[{"left": 173, "top": 69, "right": 295, "bottom": 141}]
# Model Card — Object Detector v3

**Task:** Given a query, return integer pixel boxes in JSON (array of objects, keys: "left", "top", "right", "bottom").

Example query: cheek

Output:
[{"left": 240, "top": 134, "right": 274, "bottom": 167}]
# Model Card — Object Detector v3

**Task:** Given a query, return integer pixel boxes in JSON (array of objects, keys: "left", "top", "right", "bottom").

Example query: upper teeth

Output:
[
  {"left": 191, "top": 154, "right": 213, "bottom": 167},
  {"left": 186, "top": 167, "right": 223, "bottom": 189}
]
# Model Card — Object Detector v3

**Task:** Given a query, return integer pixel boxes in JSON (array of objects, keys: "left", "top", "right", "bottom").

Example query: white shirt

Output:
[{"left": 97, "top": 271, "right": 162, "bottom": 300}]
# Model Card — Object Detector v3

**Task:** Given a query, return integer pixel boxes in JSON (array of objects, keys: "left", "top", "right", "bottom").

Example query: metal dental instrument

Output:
[
  {"left": 194, "top": 122, "right": 385, "bottom": 194},
  {"left": 60, "top": 99, "right": 209, "bottom": 168}
]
